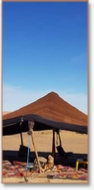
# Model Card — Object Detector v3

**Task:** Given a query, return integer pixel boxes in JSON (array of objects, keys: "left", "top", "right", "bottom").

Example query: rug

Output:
[{"left": 2, "top": 161, "right": 88, "bottom": 180}]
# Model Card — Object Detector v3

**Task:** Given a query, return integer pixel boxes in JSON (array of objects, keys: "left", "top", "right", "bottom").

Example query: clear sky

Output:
[{"left": 3, "top": 2, "right": 88, "bottom": 114}]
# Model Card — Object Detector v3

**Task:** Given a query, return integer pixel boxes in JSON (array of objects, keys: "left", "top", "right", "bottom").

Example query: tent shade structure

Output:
[
  {"left": 2, "top": 92, "right": 88, "bottom": 171},
  {"left": 3, "top": 92, "right": 88, "bottom": 135},
  {"left": 3, "top": 114, "right": 87, "bottom": 136}
]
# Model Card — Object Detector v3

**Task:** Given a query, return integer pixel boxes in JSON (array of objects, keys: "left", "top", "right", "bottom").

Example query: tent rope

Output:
[
  {"left": 26, "top": 134, "right": 31, "bottom": 170},
  {"left": 19, "top": 116, "right": 24, "bottom": 126}
]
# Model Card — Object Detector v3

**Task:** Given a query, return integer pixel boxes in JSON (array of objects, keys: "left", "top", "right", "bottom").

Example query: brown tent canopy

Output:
[{"left": 3, "top": 92, "right": 88, "bottom": 135}]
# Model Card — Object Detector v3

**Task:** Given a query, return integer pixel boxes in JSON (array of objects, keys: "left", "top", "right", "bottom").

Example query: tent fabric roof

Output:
[
  {"left": 3, "top": 92, "right": 88, "bottom": 135},
  {"left": 3, "top": 114, "right": 87, "bottom": 135}
]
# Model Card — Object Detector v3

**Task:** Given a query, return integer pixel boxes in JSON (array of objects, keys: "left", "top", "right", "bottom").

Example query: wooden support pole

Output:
[
  {"left": 20, "top": 132, "right": 23, "bottom": 145},
  {"left": 52, "top": 129, "right": 55, "bottom": 161},
  {"left": 31, "top": 130, "right": 42, "bottom": 173},
  {"left": 28, "top": 121, "right": 42, "bottom": 173}
]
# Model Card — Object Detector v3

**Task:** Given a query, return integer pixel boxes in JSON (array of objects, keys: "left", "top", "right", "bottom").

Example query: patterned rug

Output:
[
  {"left": 2, "top": 160, "right": 38, "bottom": 177},
  {"left": 47, "top": 164, "right": 88, "bottom": 180},
  {"left": 2, "top": 160, "right": 88, "bottom": 180}
]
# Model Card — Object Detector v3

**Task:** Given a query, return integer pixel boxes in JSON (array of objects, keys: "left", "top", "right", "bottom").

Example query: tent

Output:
[
  {"left": 3, "top": 92, "right": 88, "bottom": 169},
  {"left": 3, "top": 91, "right": 88, "bottom": 135}
]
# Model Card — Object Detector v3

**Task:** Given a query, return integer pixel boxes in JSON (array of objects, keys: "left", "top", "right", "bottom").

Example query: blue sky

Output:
[{"left": 3, "top": 2, "right": 88, "bottom": 114}]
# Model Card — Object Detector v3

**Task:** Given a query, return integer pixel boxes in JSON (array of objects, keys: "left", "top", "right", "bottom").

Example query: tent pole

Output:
[
  {"left": 28, "top": 121, "right": 42, "bottom": 173},
  {"left": 52, "top": 129, "right": 55, "bottom": 161},
  {"left": 31, "top": 130, "right": 42, "bottom": 173},
  {"left": 20, "top": 132, "right": 23, "bottom": 145}
]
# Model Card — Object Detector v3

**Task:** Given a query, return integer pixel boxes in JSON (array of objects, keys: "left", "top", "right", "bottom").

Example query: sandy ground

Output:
[
  {"left": 2, "top": 176, "right": 88, "bottom": 184},
  {"left": 2, "top": 130, "right": 88, "bottom": 153},
  {"left": 2, "top": 130, "right": 88, "bottom": 184}
]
